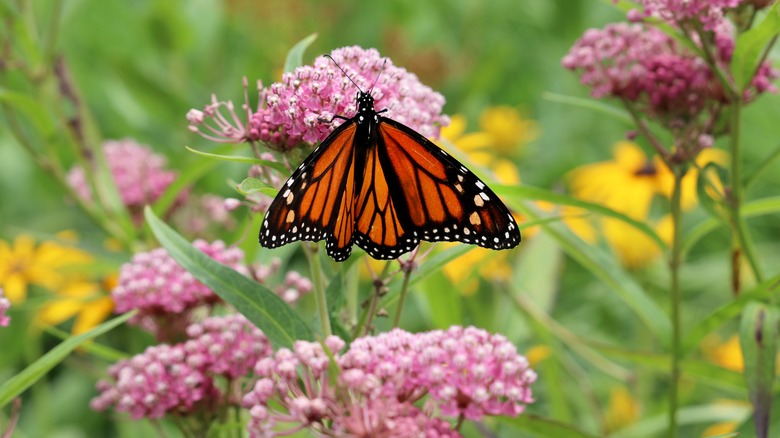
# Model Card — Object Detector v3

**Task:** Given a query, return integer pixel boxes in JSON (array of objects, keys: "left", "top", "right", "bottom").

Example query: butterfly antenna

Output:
[
  {"left": 324, "top": 54, "right": 363, "bottom": 92},
  {"left": 368, "top": 59, "right": 386, "bottom": 94}
]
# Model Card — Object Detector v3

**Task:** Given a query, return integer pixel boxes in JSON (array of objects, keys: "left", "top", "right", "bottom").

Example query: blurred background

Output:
[{"left": 2, "top": 0, "right": 779, "bottom": 436}]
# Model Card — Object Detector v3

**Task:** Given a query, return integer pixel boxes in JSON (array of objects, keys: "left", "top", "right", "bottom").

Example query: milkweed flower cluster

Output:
[
  {"left": 111, "top": 240, "right": 248, "bottom": 340},
  {"left": 0, "top": 288, "right": 10, "bottom": 327},
  {"left": 243, "top": 326, "right": 536, "bottom": 437},
  {"left": 91, "top": 314, "right": 270, "bottom": 420},
  {"left": 250, "top": 258, "right": 313, "bottom": 304},
  {"left": 627, "top": 0, "right": 742, "bottom": 30},
  {"left": 562, "top": 22, "right": 777, "bottom": 125},
  {"left": 67, "top": 139, "right": 179, "bottom": 223},
  {"left": 188, "top": 46, "right": 449, "bottom": 150}
]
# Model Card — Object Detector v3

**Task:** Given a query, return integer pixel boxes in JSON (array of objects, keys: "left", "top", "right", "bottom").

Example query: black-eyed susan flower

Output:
[
  {"left": 37, "top": 275, "right": 116, "bottom": 335},
  {"left": 568, "top": 141, "right": 726, "bottom": 267},
  {"left": 0, "top": 234, "right": 93, "bottom": 303}
]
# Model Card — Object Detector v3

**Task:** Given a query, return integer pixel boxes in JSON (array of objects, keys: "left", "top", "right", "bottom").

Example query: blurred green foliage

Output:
[{"left": 2, "top": 0, "right": 780, "bottom": 437}]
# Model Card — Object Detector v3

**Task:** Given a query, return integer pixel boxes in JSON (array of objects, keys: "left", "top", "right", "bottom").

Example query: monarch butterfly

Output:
[{"left": 259, "top": 57, "right": 521, "bottom": 261}]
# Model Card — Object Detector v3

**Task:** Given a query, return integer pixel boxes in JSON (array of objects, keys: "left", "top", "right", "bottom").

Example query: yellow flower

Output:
[
  {"left": 604, "top": 386, "right": 641, "bottom": 433},
  {"left": 442, "top": 107, "right": 538, "bottom": 164},
  {"left": 526, "top": 345, "right": 552, "bottom": 367},
  {"left": 478, "top": 106, "right": 540, "bottom": 153},
  {"left": 603, "top": 215, "right": 674, "bottom": 268},
  {"left": 656, "top": 148, "right": 729, "bottom": 211},
  {"left": 37, "top": 274, "right": 116, "bottom": 335},
  {"left": 569, "top": 142, "right": 660, "bottom": 219},
  {"left": 568, "top": 142, "right": 726, "bottom": 268},
  {"left": 570, "top": 142, "right": 728, "bottom": 217},
  {"left": 702, "top": 334, "right": 743, "bottom": 371},
  {"left": 0, "top": 235, "right": 93, "bottom": 303}
]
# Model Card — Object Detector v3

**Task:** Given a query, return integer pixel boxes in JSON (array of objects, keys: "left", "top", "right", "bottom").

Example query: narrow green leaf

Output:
[
  {"left": 498, "top": 414, "right": 600, "bottom": 438},
  {"left": 494, "top": 184, "right": 667, "bottom": 250},
  {"left": 611, "top": 403, "right": 750, "bottom": 438},
  {"left": 683, "top": 196, "right": 780, "bottom": 256},
  {"left": 153, "top": 146, "right": 225, "bottom": 216},
  {"left": 508, "top": 201, "right": 672, "bottom": 346},
  {"left": 0, "top": 88, "right": 56, "bottom": 135},
  {"left": 732, "top": 2, "right": 780, "bottom": 90},
  {"left": 144, "top": 207, "right": 313, "bottom": 348},
  {"left": 543, "top": 92, "right": 632, "bottom": 124},
  {"left": 592, "top": 344, "right": 745, "bottom": 391},
  {"left": 237, "top": 177, "right": 278, "bottom": 197},
  {"left": 43, "top": 325, "right": 128, "bottom": 362},
  {"left": 185, "top": 146, "right": 289, "bottom": 173},
  {"left": 283, "top": 33, "right": 318, "bottom": 73},
  {"left": 0, "top": 311, "right": 134, "bottom": 409},
  {"left": 683, "top": 274, "right": 780, "bottom": 355},
  {"left": 740, "top": 302, "right": 778, "bottom": 438}
]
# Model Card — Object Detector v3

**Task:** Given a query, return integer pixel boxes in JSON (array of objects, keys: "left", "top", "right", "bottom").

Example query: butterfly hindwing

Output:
[{"left": 259, "top": 121, "right": 358, "bottom": 261}]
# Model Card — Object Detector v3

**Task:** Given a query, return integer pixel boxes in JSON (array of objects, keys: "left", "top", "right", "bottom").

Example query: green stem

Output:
[
  {"left": 668, "top": 166, "right": 685, "bottom": 438},
  {"left": 307, "top": 245, "right": 332, "bottom": 337},
  {"left": 392, "top": 268, "right": 413, "bottom": 327},
  {"left": 345, "top": 262, "right": 359, "bottom": 329},
  {"left": 729, "top": 100, "right": 765, "bottom": 292}
]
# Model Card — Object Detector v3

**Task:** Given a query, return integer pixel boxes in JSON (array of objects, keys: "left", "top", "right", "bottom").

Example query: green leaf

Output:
[
  {"left": 506, "top": 200, "right": 672, "bottom": 347},
  {"left": 153, "top": 145, "right": 227, "bottom": 216},
  {"left": 283, "top": 33, "right": 318, "bottom": 73},
  {"left": 185, "top": 146, "right": 289, "bottom": 173},
  {"left": 497, "top": 414, "right": 600, "bottom": 438},
  {"left": 144, "top": 207, "right": 313, "bottom": 348},
  {"left": 236, "top": 177, "right": 278, "bottom": 197},
  {"left": 611, "top": 403, "right": 750, "bottom": 438},
  {"left": 683, "top": 196, "right": 780, "bottom": 257},
  {"left": 494, "top": 184, "right": 668, "bottom": 251},
  {"left": 740, "top": 301, "right": 778, "bottom": 438},
  {"left": 732, "top": 2, "right": 780, "bottom": 90},
  {"left": 682, "top": 274, "right": 780, "bottom": 355},
  {"left": 0, "top": 88, "right": 56, "bottom": 135},
  {"left": 0, "top": 311, "right": 134, "bottom": 409},
  {"left": 543, "top": 92, "right": 632, "bottom": 124}
]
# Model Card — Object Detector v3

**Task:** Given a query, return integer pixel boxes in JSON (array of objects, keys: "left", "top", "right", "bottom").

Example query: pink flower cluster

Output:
[
  {"left": 243, "top": 326, "right": 535, "bottom": 437},
  {"left": 340, "top": 326, "right": 536, "bottom": 419},
  {"left": 0, "top": 288, "right": 10, "bottom": 327},
  {"left": 91, "top": 343, "right": 218, "bottom": 419},
  {"left": 627, "top": 0, "right": 742, "bottom": 30},
  {"left": 67, "top": 139, "right": 178, "bottom": 220},
  {"left": 562, "top": 22, "right": 777, "bottom": 122},
  {"left": 171, "top": 194, "right": 238, "bottom": 239},
  {"left": 251, "top": 258, "right": 313, "bottom": 304},
  {"left": 261, "top": 46, "right": 449, "bottom": 146},
  {"left": 563, "top": 23, "right": 714, "bottom": 119},
  {"left": 91, "top": 314, "right": 270, "bottom": 420},
  {"left": 188, "top": 46, "right": 449, "bottom": 150},
  {"left": 112, "top": 240, "right": 248, "bottom": 339}
]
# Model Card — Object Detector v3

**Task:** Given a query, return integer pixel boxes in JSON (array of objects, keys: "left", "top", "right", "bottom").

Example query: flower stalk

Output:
[{"left": 668, "top": 164, "right": 686, "bottom": 438}]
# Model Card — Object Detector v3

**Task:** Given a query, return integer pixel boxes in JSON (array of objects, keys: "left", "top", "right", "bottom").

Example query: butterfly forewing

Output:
[{"left": 259, "top": 122, "right": 359, "bottom": 261}]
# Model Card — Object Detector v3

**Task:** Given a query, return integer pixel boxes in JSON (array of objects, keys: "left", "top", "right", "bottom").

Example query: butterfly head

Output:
[{"left": 356, "top": 91, "right": 375, "bottom": 115}]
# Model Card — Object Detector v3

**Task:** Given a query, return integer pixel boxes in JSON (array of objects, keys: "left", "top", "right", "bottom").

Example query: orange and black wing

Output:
[
  {"left": 259, "top": 121, "right": 359, "bottom": 261},
  {"left": 351, "top": 118, "right": 521, "bottom": 259}
]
